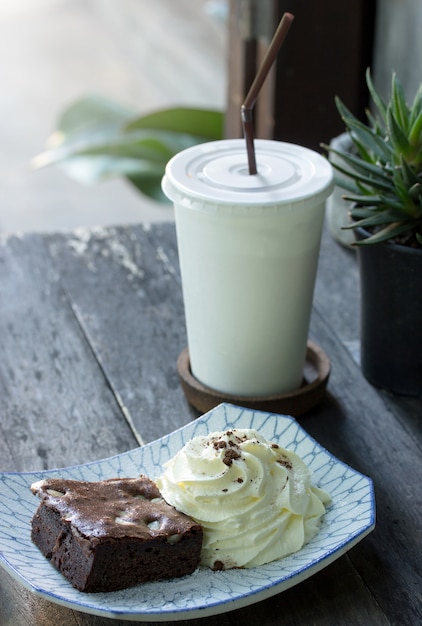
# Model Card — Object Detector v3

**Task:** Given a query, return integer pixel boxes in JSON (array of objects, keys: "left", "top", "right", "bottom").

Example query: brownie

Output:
[{"left": 30, "top": 475, "right": 203, "bottom": 592}]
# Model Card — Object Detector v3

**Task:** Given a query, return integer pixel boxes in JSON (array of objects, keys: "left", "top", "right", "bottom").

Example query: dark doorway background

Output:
[{"left": 226, "top": 0, "right": 377, "bottom": 151}]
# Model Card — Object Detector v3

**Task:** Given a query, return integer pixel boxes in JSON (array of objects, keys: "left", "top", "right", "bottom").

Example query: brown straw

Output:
[{"left": 241, "top": 12, "right": 294, "bottom": 175}]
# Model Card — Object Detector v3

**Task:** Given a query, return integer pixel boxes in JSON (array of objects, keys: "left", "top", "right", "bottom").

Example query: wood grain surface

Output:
[{"left": 0, "top": 222, "right": 420, "bottom": 625}]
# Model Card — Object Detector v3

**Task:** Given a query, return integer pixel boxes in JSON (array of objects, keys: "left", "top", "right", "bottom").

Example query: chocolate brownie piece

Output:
[{"left": 30, "top": 476, "right": 203, "bottom": 592}]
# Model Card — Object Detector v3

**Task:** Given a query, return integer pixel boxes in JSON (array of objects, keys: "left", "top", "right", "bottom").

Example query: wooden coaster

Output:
[{"left": 177, "top": 340, "right": 330, "bottom": 417}]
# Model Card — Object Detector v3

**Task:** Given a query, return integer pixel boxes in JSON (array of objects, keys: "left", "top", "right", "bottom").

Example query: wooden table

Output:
[{"left": 0, "top": 222, "right": 420, "bottom": 625}]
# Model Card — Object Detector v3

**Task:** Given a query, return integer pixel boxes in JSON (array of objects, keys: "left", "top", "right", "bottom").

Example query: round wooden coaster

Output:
[{"left": 177, "top": 341, "right": 330, "bottom": 417}]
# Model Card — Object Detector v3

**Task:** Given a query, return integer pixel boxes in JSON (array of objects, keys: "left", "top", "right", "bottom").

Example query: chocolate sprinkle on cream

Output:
[
  {"left": 212, "top": 560, "right": 225, "bottom": 571},
  {"left": 223, "top": 448, "right": 241, "bottom": 466},
  {"left": 277, "top": 453, "right": 293, "bottom": 470}
]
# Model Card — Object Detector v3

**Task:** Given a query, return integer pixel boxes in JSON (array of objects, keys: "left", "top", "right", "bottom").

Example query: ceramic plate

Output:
[{"left": 0, "top": 403, "right": 375, "bottom": 621}]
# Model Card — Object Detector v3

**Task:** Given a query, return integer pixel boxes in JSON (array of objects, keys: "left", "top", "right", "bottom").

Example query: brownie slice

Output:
[{"left": 30, "top": 475, "right": 203, "bottom": 592}]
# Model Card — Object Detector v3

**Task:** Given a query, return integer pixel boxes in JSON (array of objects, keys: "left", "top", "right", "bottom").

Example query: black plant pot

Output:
[{"left": 355, "top": 228, "right": 422, "bottom": 396}]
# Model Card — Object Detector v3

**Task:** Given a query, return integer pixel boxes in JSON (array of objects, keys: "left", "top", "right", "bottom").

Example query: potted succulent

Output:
[{"left": 324, "top": 69, "right": 422, "bottom": 396}]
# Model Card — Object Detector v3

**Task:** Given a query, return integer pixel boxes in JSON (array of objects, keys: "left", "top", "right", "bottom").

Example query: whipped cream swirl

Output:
[{"left": 156, "top": 428, "right": 330, "bottom": 570}]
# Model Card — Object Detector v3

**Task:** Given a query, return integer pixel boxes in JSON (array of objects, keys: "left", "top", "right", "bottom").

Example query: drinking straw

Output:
[{"left": 241, "top": 12, "right": 294, "bottom": 175}]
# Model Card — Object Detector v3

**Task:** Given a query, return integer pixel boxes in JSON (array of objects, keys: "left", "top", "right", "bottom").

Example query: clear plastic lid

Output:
[{"left": 162, "top": 139, "right": 333, "bottom": 209}]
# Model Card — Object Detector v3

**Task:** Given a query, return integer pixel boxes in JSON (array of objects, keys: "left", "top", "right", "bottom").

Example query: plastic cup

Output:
[{"left": 162, "top": 139, "right": 333, "bottom": 397}]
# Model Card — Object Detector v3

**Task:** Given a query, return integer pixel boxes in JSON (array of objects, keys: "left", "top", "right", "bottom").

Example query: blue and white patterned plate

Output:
[{"left": 0, "top": 403, "right": 375, "bottom": 621}]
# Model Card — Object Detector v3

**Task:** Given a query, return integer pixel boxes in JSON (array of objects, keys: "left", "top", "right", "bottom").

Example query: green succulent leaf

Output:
[
  {"left": 354, "top": 221, "right": 417, "bottom": 245},
  {"left": 391, "top": 73, "right": 410, "bottom": 133},
  {"left": 342, "top": 194, "right": 383, "bottom": 206},
  {"left": 399, "top": 156, "right": 420, "bottom": 188},
  {"left": 328, "top": 157, "right": 394, "bottom": 194},
  {"left": 331, "top": 174, "right": 362, "bottom": 195},
  {"left": 365, "top": 108, "right": 382, "bottom": 135},
  {"left": 327, "top": 145, "right": 392, "bottom": 185},
  {"left": 365, "top": 68, "right": 387, "bottom": 124},
  {"left": 347, "top": 212, "right": 402, "bottom": 229},
  {"left": 327, "top": 69, "right": 422, "bottom": 246},
  {"left": 387, "top": 105, "right": 412, "bottom": 158},
  {"left": 409, "top": 84, "right": 422, "bottom": 127},
  {"left": 409, "top": 182, "right": 422, "bottom": 199},
  {"left": 335, "top": 97, "right": 392, "bottom": 162},
  {"left": 350, "top": 135, "right": 375, "bottom": 164},
  {"left": 409, "top": 107, "right": 422, "bottom": 154}
]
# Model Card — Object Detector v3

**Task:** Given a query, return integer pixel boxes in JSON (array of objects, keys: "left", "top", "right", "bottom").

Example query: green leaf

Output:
[
  {"left": 57, "top": 155, "right": 169, "bottom": 202},
  {"left": 126, "top": 173, "right": 169, "bottom": 202},
  {"left": 387, "top": 105, "right": 412, "bottom": 157},
  {"left": 398, "top": 156, "right": 420, "bottom": 188},
  {"left": 365, "top": 108, "right": 381, "bottom": 134},
  {"left": 348, "top": 195, "right": 414, "bottom": 218},
  {"left": 125, "top": 107, "right": 224, "bottom": 140},
  {"left": 340, "top": 116, "right": 392, "bottom": 163},
  {"left": 35, "top": 131, "right": 164, "bottom": 168},
  {"left": 32, "top": 99, "right": 225, "bottom": 202},
  {"left": 335, "top": 92, "right": 392, "bottom": 161},
  {"left": 34, "top": 107, "right": 224, "bottom": 168},
  {"left": 409, "top": 84, "right": 422, "bottom": 127},
  {"left": 408, "top": 182, "right": 422, "bottom": 201},
  {"left": 341, "top": 194, "right": 382, "bottom": 206},
  {"left": 365, "top": 68, "right": 388, "bottom": 124},
  {"left": 331, "top": 174, "right": 361, "bottom": 195},
  {"left": 76, "top": 135, "right": 173, "bottom": 161},
  {"left": 391, "top": 73, "right": 410, "bottom": 133},
  {"left": 350, "top": 135, "right": 375, "bottom": 164},
  {"left": 51, "top": 95, "right": 135, "bottom": 146},
  {"left": 390, "top": 172, "right": 422, "bottom": 217},
  {"left": 329, "top": 158, "right": 394, "bottom": 194},
  {"left": 327, "top": 145, "right": 391, "bottom": 185},
  {"left": 409, "top": 107, "right": 422, "bottom": 150},
  {"left": 355, "top": 221, "right": 416, "bottom": 245},
  {"left": 335, "top": 96, "right": 360, "bottom": 128},
  {"left": 347, "top": 212, "right": 401, "bottom": 228}
]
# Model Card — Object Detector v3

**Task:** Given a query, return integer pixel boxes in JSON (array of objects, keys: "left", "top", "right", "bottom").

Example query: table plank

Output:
[
  {"left": 0, "top": 233, "right": 138, "bottom": 472},
  {"left": 0, "top": 551, "right": 389, "bottom": 626},
  {"left": 307, "top": 310, "right": 421, "bottom": 624},
  {"left": 46, "top": 225, "right": 196, "bottom": 445},
  {"left": 308, "top": 233, "right": 422, "bottom": 624},
  {"left": 0, "top": 222, "right": 420, "bottom": 625},
  {"left": 45, "top": 222, "right": 420, "bottom": 624},
  {"left": 314, "top": 228, "right": 360, "bottom": 347}
]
